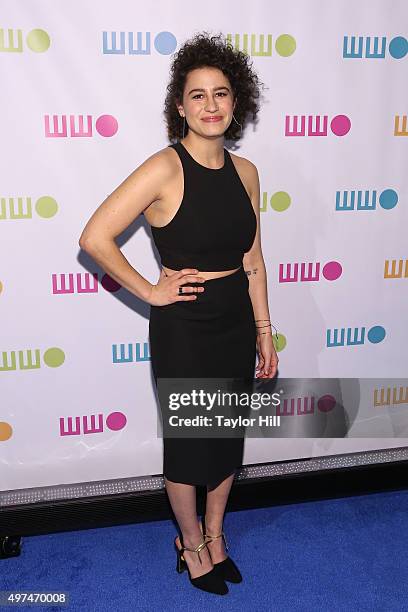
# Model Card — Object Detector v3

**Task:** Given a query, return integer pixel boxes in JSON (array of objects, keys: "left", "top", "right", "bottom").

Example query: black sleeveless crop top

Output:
[{"left": 150, "top": 141, "right": 257, "bottom": 271}]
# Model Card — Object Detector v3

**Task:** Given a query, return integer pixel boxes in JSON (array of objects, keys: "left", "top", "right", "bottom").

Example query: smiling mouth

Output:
[{"left": 202, "top": 117, "right": 223, "bottom": 122}]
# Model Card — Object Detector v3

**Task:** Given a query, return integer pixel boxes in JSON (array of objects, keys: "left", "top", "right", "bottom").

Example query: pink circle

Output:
[
  {"left": 322, "top": 261, "right": 342, "bottom": 281},
  {"left": 95, "top": 114, "right": 118, "bottom": 137},
  {"left": 330, "top": 115, "right": 351, "bottom": 136},
  {"left": 317, "top": 395, "right": 336, "bottom": 412},
  {"left": 106, "top": 411, "right": 127, "bottom": 431},
  {"left": 101, "top": 274, "right": 121, "bottom": 292}
]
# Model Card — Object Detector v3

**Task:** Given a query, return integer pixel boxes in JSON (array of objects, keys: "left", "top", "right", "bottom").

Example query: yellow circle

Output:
[
  {"left": 0, "top": 422, "right": 13, "bottom": 442},
  {"left": 44, "top": 347, "right": 65, "bottom": 367},
  {"left": 273, "top": 333, "right": 286, "bottom": 352},
  {"left": 275, "top": 34, "right": 296, "bottom": 57},
  {"left": 0, "top": 280, "right": 3, "bottom": 294},
  {"left": 271, "top": 191, "right": 291, "bottom": 212},
  {"left": 26, "top": 29, "right": 51, "bottom": 52},
  {"left": 36, "top": 196, "right": 58, "bottom": 218}
]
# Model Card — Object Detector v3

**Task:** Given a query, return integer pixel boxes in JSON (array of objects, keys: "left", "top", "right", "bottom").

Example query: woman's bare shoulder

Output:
[
  {"left": 229, "top": 149, "right": 259, "bottom": 197},
  {"left": 229, "top": 149, "right": 258, "bottom": 173},
  {"left": 141, "top": 144, "right": 180, "bottom": 174}
]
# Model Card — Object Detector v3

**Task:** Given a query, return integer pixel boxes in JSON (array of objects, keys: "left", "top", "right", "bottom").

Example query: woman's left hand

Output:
[{"left": 255, "top": 332, "right": 279, "bottom": 378}]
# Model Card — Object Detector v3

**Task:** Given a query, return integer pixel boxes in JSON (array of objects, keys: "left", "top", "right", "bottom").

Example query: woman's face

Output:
[{"left": 178, "top": 66, "right": 236, "bottom": 139}]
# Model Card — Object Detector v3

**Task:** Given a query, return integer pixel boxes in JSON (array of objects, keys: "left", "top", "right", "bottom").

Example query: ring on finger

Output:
[{"left": 178, "top": 285, "right": 197, "bottom": 296}]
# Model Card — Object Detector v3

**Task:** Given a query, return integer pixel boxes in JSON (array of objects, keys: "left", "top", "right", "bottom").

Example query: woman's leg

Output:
[
  {"left": 204, "top": 471, "right": 235, "bottom": 563},
  {"left": 164, "top": 476, "right": 214, "bottom": 578}
]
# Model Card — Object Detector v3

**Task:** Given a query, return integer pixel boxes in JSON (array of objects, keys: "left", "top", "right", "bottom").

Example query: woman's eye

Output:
[{"left": 192, "top": 92, "right": 227, "bottom": 99}]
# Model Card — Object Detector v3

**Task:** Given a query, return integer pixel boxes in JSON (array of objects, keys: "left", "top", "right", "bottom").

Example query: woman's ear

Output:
[{"left": 176, "top": 98, "right": 185, "bottom": 116}]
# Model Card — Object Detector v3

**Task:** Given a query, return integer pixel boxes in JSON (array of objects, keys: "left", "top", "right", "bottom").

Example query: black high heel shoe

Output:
[
  {"left": 200, "top": 515, "right": 243, "bottom": 584},
  {"left": 174, "top": 535, "right": 229, "bottom": 595}
]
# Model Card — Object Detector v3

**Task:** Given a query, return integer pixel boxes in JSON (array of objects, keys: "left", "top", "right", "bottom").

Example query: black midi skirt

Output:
[{"left": 148, "top": 265, "right": 256, "bottom": 487}]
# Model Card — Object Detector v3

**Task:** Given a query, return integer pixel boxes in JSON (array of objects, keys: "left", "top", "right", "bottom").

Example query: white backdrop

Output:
[{"left": 1, "top": 0, "right": 407, "bottom": 491}]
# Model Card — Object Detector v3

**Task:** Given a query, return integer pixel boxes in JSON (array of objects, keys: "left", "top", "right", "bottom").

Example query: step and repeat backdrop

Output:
[{"left": 1, "top": 0, "right": 407, "bottom": 490}]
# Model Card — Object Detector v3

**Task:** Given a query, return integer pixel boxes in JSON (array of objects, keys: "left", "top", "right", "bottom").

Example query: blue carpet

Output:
[{"left": 1, "top": 489, "right": 407, "bottom": 611}]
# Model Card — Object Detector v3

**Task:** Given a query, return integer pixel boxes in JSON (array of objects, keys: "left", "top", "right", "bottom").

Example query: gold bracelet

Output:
[
  {"left": 256, "top": 323, "right": 278, "bottom": 339},
  {"left": 254, "top": 319, "right": 278, "bottom": 339},
  {"left": 257, "top": 330, "right": 279, "bottom": 339}
]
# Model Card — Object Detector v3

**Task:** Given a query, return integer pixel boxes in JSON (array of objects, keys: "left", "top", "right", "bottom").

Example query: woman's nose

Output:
[{"left": 204, "top": 99, "right": 219, "bottom": 111}]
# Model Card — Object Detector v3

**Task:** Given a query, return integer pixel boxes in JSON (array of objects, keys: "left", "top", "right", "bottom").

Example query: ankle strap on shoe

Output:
[
  {"left": 204, "top": 531, "right": 229, "bottom": 552},
  {"left": 180, "top": 539, "right": 208, "bottom": 565}
]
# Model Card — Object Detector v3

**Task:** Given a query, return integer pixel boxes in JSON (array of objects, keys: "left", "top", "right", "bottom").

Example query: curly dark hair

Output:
[{"left": 163, "top": 31, "right": 265, "bottom": 143}]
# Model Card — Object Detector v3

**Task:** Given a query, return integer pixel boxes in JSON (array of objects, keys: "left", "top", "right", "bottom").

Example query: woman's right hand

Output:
[{"left": 147, "top": 268, "right": 206, "bottom": 306}]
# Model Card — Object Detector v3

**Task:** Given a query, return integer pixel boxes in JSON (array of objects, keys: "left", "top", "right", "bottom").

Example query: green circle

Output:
[
  {"left": 26, "top": 29, "right": 50, "bottom": 52},
  {"left": 271, "top": 191, "right": 291, "bottom": 212},
  {"left": 44, "top": 347, "right": 65, "bottom": 367},
  {"left": 273, "top": 333, "right": 286, "bottom": 352},
  {"left": 36, "top": 196, "right": 58, "bottom": 218},
  {"left": 275, "top": 34, "right": 296, "bottom": 57}
]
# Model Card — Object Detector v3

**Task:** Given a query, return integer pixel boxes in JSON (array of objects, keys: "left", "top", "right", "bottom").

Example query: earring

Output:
[
  {"left": 179, "top": 114, "right": 186, "bottom": 139},
  {"left": 232, "top": 112, "right": 243, "bottom": 138}
]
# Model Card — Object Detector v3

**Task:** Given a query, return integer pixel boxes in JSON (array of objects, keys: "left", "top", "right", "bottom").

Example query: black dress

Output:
[{"left": 149, "top": 141, "right": 257, "bottom": 487}]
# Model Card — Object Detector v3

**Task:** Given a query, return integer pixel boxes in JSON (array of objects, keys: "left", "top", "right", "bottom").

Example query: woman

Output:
[{"left": 79, "top": 32, "right": 279, "bottom": 595}]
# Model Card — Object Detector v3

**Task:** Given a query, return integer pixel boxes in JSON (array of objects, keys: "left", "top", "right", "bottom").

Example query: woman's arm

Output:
[
  {"left": 242, "top": 161, "right": 271, "bottom": 323},
  {"left": 242, "top": 160, "right": 279, "bottom": 378},
  {"left": 78, "top": 150, "right": 171, "bottom": 304}
]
